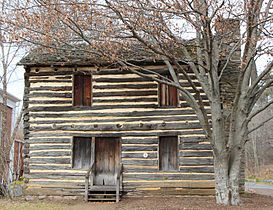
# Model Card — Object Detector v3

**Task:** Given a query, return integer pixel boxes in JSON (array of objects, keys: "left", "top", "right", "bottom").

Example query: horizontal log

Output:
[
  {"left": 26, "top": 174, "right": 84, "bottom": 180},
  {"left": 30, "top": 79, "right": 72, "bottom": 83},
  {"left": 29, "top": 71, "right": 83, "bottom": 76},
  {"left": 93, "top": 90, "right": 157, "bottom": 97},
  {"left": 30, "top": 115, "right": 200, "bottom": 125},
  {"left": 29, "top": 92, "right": 72, "bottom": 98},
  {"left": 93, "top": 83, "right": 157, "bottom": 90},
  {"left": 29, "top": 130, "right": 206, "bottom": 138},
  {"left": 30, "top": 109, "right": 207, "bottom": 118},
  {"left": 123, "top": 173, "right": 214, "bottom": 181},
  {"left": 29, "top": 164, "right": 71, "bottom": 170},
  {"left": 30, "top": 100, "right": 72, "bottom": 105},
  {"left": 30, "top": 151, "right": 71, "bottom": 157},
  {"left": 122, "top": 146, "right": 158, "bottom": 152},
  {"left": 29, "top": 122, "right": 202, "bottom": 132},
  {"left": 123, "top": 180, "right": 215, "bottom": 188},
  {"left": 30, "top": 75, "right": 72, "bottom": 80},
  {"left": 179, "top": 157, "right": 213, "bottom": 165},
  {"left": 29, "top": 104, "right": 158, "bottom": 112},
  {"left": 29, "top": 86, "right": 72, "bottom": 91},
  {"left": 29, "top": 158, "right": 71, "bottom": 164},
  {"left": 94, "top": 67, "right": 178, "bottom": 75},
  {"left": 27, "top": 138, "right": 71, "bottom": 143},
  {"left": 122, "top": 138, "right": 159, "bottom": 144},
  {"left": 123, "top": 167, "right": 159, "bottom": 173},
  {"left": 122, "top": 152, "right": 157, "bottom": 158},
  {"left": 179, "top": 166, "right": 214, "bottom": 173},
  {"left": 122, "top": 159, "right": 158, "bottom": 166},
  {"left": 95, "top": 77, "right": 153, "bottom": 83},
  {"left": 30, "top": 144, "right": 71, "bottom": 150},
  {"left": 180, "top": 136, "right": 207, "bottom": 143},
  {"left": 27, "top": 171, "right": 85, "bottom": 176},
  {"left": 27, "top": 179, "right": 85, "bottom": 187},
  {"left": 125, "top": 188, "right": 215, "bottom": 196},
  {"left": 27, "top": 180, "right": 84, "bottom": 186},
  {"left": 93, "top": 97, "right": 157, "bottom": 103},
  {"left": 180, "top": 143, "right": 212, "bottom": 150},
  {"left": 179, "top": 151, "right": 213, "bottom": 157}
]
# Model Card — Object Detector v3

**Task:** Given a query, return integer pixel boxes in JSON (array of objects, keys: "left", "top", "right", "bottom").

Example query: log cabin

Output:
[{"left": 20, "top": 20, "right": 241, "bottom": 202}]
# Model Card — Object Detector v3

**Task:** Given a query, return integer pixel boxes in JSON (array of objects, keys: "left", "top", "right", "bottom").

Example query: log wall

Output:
[{"left": 23, "top": 65, "right": 215, "bottom": 197}]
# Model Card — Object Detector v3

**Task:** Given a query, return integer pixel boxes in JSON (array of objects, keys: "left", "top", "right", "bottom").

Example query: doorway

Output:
[{"left": 94, "top": 137, "right": 121, "bottom": 185}]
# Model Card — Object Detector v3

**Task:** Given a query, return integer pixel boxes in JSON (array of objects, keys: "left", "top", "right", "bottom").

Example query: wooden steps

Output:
[
  {"left": 87, "top": 185, "right": 122, "bottom": 202},
  {"left": 89, "top": 185, "right": 116, "bottom": 191},
  {"left": 85, "top": 163, "right": 123, "bottom": 202}
]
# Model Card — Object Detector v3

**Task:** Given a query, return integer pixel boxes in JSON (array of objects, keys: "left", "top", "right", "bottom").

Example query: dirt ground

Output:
[{"left": 0, "top": 193, "right": 273, "bottom": 210}]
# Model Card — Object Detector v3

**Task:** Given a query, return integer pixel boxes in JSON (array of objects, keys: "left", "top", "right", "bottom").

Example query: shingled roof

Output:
[{"left": 19, "top": 44, "right": 164, "bottom": 67}]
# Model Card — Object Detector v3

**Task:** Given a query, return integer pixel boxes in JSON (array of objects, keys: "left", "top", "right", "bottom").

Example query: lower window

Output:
[{"left": 159, "top": 136, "right": 178, "bottom": 171}]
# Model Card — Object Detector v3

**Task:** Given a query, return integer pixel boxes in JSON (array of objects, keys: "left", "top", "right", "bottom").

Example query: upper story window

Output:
[
  {"left": 73, "top": 74, "right": 92, "bottom": 106},
  {"left": 158, "top": 75, "right": 178, "bottom": 107}
]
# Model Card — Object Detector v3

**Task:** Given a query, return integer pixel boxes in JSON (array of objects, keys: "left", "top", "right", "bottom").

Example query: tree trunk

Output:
[
  {"left": 214, "top": 154, "right": 230, "bottom": 205},
  {"left": 229, "top": 166, "right": 240, "bottom": 205},
  {"left": 214, "top": 150, "right": 243, "bottom": 205},
  {"left": 229, "top": 145, "right": 243, "bottom": 205}
]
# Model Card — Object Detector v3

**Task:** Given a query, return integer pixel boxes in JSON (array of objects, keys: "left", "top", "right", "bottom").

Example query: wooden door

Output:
[{"left": 94, "top": 137, "right": 120, "bottom": 185}]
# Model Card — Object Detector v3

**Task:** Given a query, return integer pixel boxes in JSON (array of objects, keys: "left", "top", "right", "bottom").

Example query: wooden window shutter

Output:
[
  {"left": 74, "top": 75, "right": 83, "bottom": 106},
  {"left": 169, "top": 85, "right": 178, "bottom": 106},
  {"left": 83, "top": 75, "right": 92, "bottom": 106},
  {"left": 159, "top": 136, "right": 178, "bottom": 171},
  {"left": 73, "top": 137, "right": 92, "bottom": 169},
  {"left": 159, "top": 75, "right": 178, "bottom": 107},
  {"left": 73, "top": 74, "right": 92, "bottom": 106}
]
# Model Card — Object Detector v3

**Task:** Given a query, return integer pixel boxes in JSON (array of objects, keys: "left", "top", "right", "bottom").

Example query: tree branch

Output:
[
  {"left": 247, "top": 100, "right": 273, "bottom": 122},
  {"left": 248, "top": 115, "right": 273, "bottom": 134}
]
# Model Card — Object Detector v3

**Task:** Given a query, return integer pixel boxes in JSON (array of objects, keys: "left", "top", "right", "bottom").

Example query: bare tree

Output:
[
  {"left": 5, "top": 0, "right": 273, "bottom": 205},
  {"left": 246, "top": 86, "right": 273, "bottom": 177},
  {"left": 0, "top": 0, "right": 23, "bottom": 197}
]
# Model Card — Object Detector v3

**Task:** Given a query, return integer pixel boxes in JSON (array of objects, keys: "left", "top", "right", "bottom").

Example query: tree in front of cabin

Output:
[
  {"left": 0, "top": 0, "right": 23, "bottom": 197},
  {"left": 5, "top": 0, "right": 273, "bottom": 205}
]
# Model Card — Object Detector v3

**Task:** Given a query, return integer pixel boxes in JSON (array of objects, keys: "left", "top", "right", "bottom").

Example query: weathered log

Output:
[
  {"left": 29, "top": 122, "right": 203, "bottom": 132},
  {"left": 180, "top": 143, "right": 212, "bottom": 150},
  {"left": 28, "top": 130, "right": 205, "bottom": 138},
  {"left": 179, "top": 157, "right": 214, "bottom": 165},
  {"left": 122, "top": 146, "right": 158, "bottom": 152},
  {"left": 29, "top": 158, "right": 71, "bottom": 164},
  {"left": 30, "top": 144, "right": 71, "bottom": 150},
  {"left": 30, "top": 115, "right": 200, "bottom": 125},
  {"left": 122, "top": 173, "right": 214, "bottom": 180},
  {"left": 122, "top": 159, "right": 158, "bottom": 166},
  {"left": 30, "top": 109, "right": 208, "bottom": 118},
  {"left": 179, "top": 166, "right": 214, "bottom": 173},
  {"left": 179, "top": 151, "right": 213, "bottom": 157},
  {"left": 30, "top": 79, "right": 72, "bottom": 83},
  {"left": 121, "top": 152, "right": 157, "bottom": 158},
  {"left": 30, "top": 151, "right": 71, "bottom": 157}
]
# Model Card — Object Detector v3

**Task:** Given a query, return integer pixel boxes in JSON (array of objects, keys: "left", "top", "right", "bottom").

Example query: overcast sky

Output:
[{"left": 0, "top": 46, "right": 25, "bottom": 103}]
